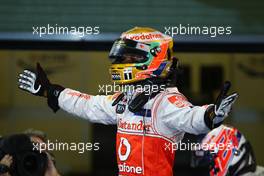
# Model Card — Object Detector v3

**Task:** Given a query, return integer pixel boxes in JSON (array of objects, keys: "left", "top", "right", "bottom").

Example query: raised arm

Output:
[
  {"left": 18, "top": 63, "right": 117, "bottom": 125},
  {"left": 156, "top": 91, "right": 238, "bottom": 135},
  {"left": 58, "top": 88, "right": 116, "bottom": 124}
]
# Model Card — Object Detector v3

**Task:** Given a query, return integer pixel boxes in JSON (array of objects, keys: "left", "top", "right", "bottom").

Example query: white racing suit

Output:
[{"left": 58, "top": 87, "right": 210, "bottom": 176}]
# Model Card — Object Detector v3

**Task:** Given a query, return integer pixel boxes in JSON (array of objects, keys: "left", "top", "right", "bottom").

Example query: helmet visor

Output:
[{"left": 109, "top": 38, "right": 150, "bottom": 64}]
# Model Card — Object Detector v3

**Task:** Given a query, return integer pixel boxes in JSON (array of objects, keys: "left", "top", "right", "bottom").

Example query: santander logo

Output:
[{"left": 118, "top": 137, "right": 131, "bottom": 161}]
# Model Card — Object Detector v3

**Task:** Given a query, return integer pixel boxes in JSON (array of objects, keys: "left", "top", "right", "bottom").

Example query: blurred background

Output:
[{"left": 0, "top": 0, "right": 263, "bottom": 175}]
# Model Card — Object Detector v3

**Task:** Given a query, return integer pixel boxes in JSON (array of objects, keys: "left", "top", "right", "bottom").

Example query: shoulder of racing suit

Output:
[
  {"left": 150, "top": 87, "right": 186, "bottom": 143},
  {"left": 152, "top": 87, "right": 210, "bottom": 140}
]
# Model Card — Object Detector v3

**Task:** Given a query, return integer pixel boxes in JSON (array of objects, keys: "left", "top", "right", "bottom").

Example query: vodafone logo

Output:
[
  {"left": 118, "top": 138, "right": 143, "bottom": 174},
  {"left": 129, "top": 33, "right": 162, "bottom": 40},
  {"left": 118, "top": 137, "right": 131, "bottom": 161},
  {"left": 122, "top": 32, "right": 168, "bottom": 42}
]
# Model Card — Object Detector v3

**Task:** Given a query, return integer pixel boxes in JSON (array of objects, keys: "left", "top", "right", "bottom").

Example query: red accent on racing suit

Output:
[{"left": 58, "top": 87, "right": 210, "bottom": 176}]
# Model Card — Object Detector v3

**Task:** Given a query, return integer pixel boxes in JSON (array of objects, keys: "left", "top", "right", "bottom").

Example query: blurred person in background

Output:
[
  {"left": 24, "top": 129, "right": 61, "bottom": 176},
  {"left": 0, "top": 136, "right": 12, "bottom": 176},
  {"left": 191, "top": 124, "right": 263, "bottom": 176},
  {"left": 24, "top": 129, "right": 48, "bottom": 145},
  {"left": 0, "top": 131, "right": 60, "bottom": 176},
  {"left": 18, "top": 27, "right": 238, "bottom": 176},
  {"left": 0, "top": 154, "right": 12, "bottom": 176}
]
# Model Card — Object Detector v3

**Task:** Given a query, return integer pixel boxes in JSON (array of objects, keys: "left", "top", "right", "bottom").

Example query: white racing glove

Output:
[
  {"left": 212, "top": 93, "right": 238, "bottom": 124},
  {"left": 18, "top": 67, "right": 47, "bottom": 96},
  {"left": 18, "top": 63, "right": 64, "bottom": 112},
  {"left": 204, "top": 82, "right": 239, "bottom": 129}
]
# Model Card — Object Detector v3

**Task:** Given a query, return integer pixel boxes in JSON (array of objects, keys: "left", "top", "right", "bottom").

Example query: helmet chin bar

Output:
[
  {"left": 110, "top": 57, "right": 180, "bottom": 86},
  {"left": 136, "top": 65, "right": 148, "bottom": 70}
]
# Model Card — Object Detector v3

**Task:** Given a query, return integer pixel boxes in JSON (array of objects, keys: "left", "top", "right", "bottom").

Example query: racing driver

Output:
[{"left": 18, "top": 27, "right": 238, "bottom": 176}]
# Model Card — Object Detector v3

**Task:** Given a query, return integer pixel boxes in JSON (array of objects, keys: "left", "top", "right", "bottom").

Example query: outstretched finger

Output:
[
  {"left": 18, "top": 83, "right": 31, "bottom": 91},
  {"left": 19, "top": 73, "right": 35, "bottom": 83},
  {"left": 24, "top": 70, "right": 36, "bottom": 79},
  {"left": 222, "top": 93, "right": 238, "bottom": 108},
  {"left": 226, "top": 92, "right": 239, "bottom": 102},
  {"left": 18, "top": 78, "right": 32, "bottom": 87}
]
